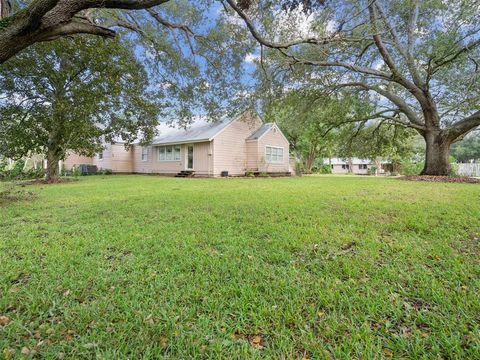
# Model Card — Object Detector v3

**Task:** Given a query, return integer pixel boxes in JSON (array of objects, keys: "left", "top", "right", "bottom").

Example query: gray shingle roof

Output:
[
  {"left": 246, "top": 123, "right": 274, "bottom": 140},
  {"left": 151, "top": 116, "right": 235, "bottom": 145}
]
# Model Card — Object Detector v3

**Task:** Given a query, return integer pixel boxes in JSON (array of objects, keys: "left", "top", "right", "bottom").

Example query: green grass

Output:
[{"left": 1, "top": 175, "right": 479, "bottom": 359}]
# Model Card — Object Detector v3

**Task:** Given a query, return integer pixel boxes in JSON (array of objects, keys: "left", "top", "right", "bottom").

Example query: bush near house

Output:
[{"left": 0, "top": 176, "right": 479, "bottom": 358}]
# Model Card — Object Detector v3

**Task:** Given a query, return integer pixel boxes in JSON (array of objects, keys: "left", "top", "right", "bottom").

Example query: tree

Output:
[
  {"left": 227, "top": 0, "right": 480, "bottom": 175},
  {"left": 0, "top": 35, "right": 159, "bottom": 181},
  {"left": 451, "top": 134, "right": 480, "bottom": 163},
  {"left": 0, "top": 0, "right": 174, "bottom": 63},
  {"left": 265, "top": 90, "right": 359, "bottom": 173}
]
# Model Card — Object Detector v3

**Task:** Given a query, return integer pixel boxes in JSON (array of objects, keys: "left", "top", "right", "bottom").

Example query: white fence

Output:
[{"left": 457, "top": 163, "right": 480, "bottom": 177}]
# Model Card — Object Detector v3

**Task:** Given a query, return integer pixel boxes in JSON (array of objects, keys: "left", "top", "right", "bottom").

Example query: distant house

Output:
[
  {"left": 326, "top": 157, "right": 392, "bottom": 175},
  {"left": 63, "top": 111, "right": 291, "bottom": 177},
  {"left": 326, "top": 158, "right": 371, "bottom": 174}
]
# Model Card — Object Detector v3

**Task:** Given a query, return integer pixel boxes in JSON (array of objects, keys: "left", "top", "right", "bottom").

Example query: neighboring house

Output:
[
  {"left": 326, "top": 157, "right": 391, "bottom": 175},
  {"left": 63, "top": 111, "right": 291, "bottom": 177},
  {"left": 327, "top": 158, "right": 371, "bottom": 174}
]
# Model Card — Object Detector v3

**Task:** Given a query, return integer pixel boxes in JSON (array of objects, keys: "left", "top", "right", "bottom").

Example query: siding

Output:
[
  {"left": 213, "top": 113, "right": 262, "bottom": 176},
  {"left": 63, "top": 153, "right": 93, "bottom": 170},
  {"left": 132, "top": 142, "right": 212, "bottom": 175},
  {"left": 246, "top": 141, "right": 258, "bottom": 170},
  {"left": 256, "top": 126, "right": 290, "bottom": 173}
]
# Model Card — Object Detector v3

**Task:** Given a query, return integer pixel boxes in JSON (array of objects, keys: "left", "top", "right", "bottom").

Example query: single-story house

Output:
[
  {"left": 327, "top": 158, "right": 372, "bottom": 174},
  {"left": 325, "top": 157, "right": 392, "bottom": 175},
  {"left": 64, "top": 111, "right": 291, "bottom": 177}
]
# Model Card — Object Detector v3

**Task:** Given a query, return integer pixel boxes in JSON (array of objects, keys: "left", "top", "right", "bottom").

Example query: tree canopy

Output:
[
  {"left": 0, "top": 35, "right": 159, "bottom": 181},
  {"left": 230, "top": 0, "right": 480, "bottom": 175}
]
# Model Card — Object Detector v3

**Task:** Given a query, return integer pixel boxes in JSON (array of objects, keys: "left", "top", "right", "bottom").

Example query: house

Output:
[
  {"left": 63, "top": 111, "right": 291, "bottom": 177},
  {"left": 326, "top": 157, "right": 391, "bottom": 175},
  {"left": 325, "top": 158, "right": 372, "bottom": 174}
]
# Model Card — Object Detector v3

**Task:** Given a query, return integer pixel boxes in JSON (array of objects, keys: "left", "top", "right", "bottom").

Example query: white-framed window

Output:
[
  {"left": 158, "top": 145, "right": 181, "bottom": 161},
  {"left": 265, "top": 146, "right": 284, "bottom": 163},
  {"left": 141, "top": 147, "right": 149, "bottom": 161},
  {"left": 342, "top": 164, "right": 349, "bottom": 170},
  {"left": 359, "top": 164, "right": 368, "bottom": 170},
  {"left": 97, "top": 152, "right": 103, "bottom": 160}
]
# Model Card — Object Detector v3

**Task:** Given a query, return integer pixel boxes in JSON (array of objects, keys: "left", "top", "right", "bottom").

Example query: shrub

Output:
[
  {"left": 259, "top": 172, "right": 269, "bottom": 177},
  {"left": 401, "top": 160, "right": 424, "bottom": 176},
  {"left": 318, "top": 164, "right": 332, "bottom": 174},
  {"left": 368, "top": 166, "right": 377, "bottom": 176},
  {"left": 245, "top": 171, "right": 255, "bottom": 177},
  {"left": 295, "top": 162, "right": 304, "bottom": 177}
]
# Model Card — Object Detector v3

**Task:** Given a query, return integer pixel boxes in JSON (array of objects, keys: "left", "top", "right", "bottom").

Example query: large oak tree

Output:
[{"left": 228, "top": 0, "right": 480, "bottom": 175}]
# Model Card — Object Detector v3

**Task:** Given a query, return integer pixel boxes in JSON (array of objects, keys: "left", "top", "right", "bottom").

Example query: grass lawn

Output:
[{"left": 1, "top": 175, "right": 479, "bottom": 359}]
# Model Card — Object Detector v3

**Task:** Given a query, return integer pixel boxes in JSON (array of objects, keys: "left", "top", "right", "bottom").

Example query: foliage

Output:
[
  {"left": 451, "top": 135, "right": 480, "bottom": 163},
  {"left": 242, "top": 0, "right": 480, "bottom": 175},
  {"left": 0, "top": 175, "right": 479, "bottom": 357},
  {"left": 264, "top": 90, "right": 375, "bottom": 173},
  {"left": 400, "top": 160, "right": 424, "bottom": 176},
  {"left": 0, "top": 160, "right": 45, "bottom": 181},
  {"left": 317, "top": 164, "right": 332, "bottom": 174},
  {"left": 0, "top": 35, "right": 159, "bottom": 180}
]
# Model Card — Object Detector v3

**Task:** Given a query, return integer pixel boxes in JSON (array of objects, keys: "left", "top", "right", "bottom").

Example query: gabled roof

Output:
[
  {"left": 246, "top": 123, "right": 274, "bottom": 140},
  {"left": 151, "top": 115, "right": 236, "bottom": 146}
]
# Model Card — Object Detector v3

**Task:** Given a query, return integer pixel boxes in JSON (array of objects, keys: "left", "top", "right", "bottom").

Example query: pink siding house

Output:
[{"left": 64, "top": 111, "right": 291, "bottom": 177}]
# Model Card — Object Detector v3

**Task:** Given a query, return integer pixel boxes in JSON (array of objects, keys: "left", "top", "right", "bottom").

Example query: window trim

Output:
[
  {"left": 97, "top": 152, "right": 103, "bottom": 160},
  {"left": 157, "top": 145, "right": 181, "bottom": 162},
  {"left": 264, "top": 145, "right": 284, "bottom": 164},
  {"left": 141, "top": 146, "right": 149, "bottom": 162}
]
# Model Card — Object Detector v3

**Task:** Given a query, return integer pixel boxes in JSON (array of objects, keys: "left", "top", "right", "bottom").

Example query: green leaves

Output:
[{"left": 0, "top": 35, "right": 159, "bottom": 162}]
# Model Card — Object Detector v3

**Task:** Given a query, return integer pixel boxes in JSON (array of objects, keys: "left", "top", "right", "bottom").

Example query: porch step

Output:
[{"left": 175, "top": 170, "right": 195, "bottom": 178}]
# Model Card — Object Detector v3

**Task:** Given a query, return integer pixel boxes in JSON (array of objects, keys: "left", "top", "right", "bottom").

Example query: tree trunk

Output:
[
  {"left": 421, "top": 131, "right": 452, "bottom": 176},
  {"left": 46, "top": 148, "right": 60, "bottom": 182}
]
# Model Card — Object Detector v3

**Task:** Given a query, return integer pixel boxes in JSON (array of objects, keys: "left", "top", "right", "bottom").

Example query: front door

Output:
[{"left": 186, "top": 144, "right": 194, "bottom": 170}]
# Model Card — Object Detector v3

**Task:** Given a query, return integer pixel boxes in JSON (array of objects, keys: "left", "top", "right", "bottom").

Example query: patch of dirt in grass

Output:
[
  {"left": 22, "top": 178, "right": 79, "bottom": 185},
  {"left": 0, "top": 184, "right": 36, "bottom": 206},
  {"left": 399, "top": 175, "right": 480, "bottom": 184}
]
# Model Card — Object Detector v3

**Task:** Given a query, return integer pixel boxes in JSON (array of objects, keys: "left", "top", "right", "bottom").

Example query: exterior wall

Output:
[
  {"left": 212, "top": 114, "right": 262, "bottom": 176},
  {"left": 255, "top": 126, "right": 290, "bottom": 173},
  {"left": 132, "top": 142, "right": 213, "bottom": 175},
  {"left": 63, "top": 152, "right": 93, "bottom": 170},
  {"left": 93, "top": 144, "right": 133, "bottom": 173},
  {"left": 331, "top": 164, "right": 370, "bottom": 174},
  {"left": 246, "top": 141, "right": 258, "bottom": 170},
  {"left": 331, "top": 164, "right": 349, "bottom": 174}
]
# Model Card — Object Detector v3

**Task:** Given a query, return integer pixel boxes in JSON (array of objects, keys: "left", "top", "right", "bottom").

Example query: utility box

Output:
[
  {"left": 220, "top": 171, "right": 228, "bottom": 177},
  {"left": 78, "top": 164, "right": 98, "bottom": 175}
]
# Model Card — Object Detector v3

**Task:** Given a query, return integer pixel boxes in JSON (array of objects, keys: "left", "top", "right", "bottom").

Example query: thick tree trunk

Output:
[
  {"left": 421, "top": 131, "right": 452, "bottom": 176},
  {"left": 46, "top": 148, "right": 60, "bottom": 182}
]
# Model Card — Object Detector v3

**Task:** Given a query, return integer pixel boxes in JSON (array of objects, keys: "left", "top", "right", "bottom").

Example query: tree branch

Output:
[{"left": 448, "top": 111, "right": 480, "bottom": 141}]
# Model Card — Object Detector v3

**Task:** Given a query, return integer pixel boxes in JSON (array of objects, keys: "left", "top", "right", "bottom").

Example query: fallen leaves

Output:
[
  {"left": 383, "top": 348, "right": 393, "bottom": 357},
  {"left": 0, "top": 315, "right": 10, "bottom": 326},
  {"left": 249, "top": 334, "right": 263, "bottom": 349},
  {"left": 400, "top": 175, "right": 480, "bottom": 184}
]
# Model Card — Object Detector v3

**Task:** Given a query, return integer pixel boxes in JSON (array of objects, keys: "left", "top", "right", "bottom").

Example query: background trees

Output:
[
  {"left": 0, "top": 36, "right": 159, "bottom": 181},
  {"left": 229, "top": 0, "right": 480, "bottom": 175}
]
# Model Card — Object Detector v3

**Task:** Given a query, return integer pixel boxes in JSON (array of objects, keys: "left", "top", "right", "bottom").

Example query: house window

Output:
[
  {"left": 342, "top": 164, "right": 349, "bottom": 170},
  {"left": 359, "top": 164, "right": 368, "bottom": 170},
  {"left": 265, "top": 146, "right": 284, "bottom": 163},
  {"left": 158, "top": 145, "right": 181, "bottom": 161},
  {"left": 97, "top": 152, "right": 103, "bottom": 160},
  {"left": 141, "top": 147, "right": 148, "bottom": 161}
]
